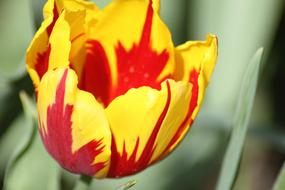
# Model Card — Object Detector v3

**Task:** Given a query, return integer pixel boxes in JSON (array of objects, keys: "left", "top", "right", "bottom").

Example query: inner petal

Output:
[
  {"left": 78, "top": 0, "right": 171, "bottom": 107},
  {"left": 79, "top": 40, "right": 112, "bottom": 107}
]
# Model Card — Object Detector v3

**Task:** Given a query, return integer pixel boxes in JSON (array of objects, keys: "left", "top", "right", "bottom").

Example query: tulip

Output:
[{"left": 26, "top": 0, "right": 218, "bottom": 178}]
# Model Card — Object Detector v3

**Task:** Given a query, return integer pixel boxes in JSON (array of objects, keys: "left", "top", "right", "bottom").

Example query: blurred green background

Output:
[{"left": 0, "top": 0, "right": 285, "bottom": 190}]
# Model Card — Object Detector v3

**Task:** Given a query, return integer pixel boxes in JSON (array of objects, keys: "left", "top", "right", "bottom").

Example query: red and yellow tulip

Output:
[{"left": 26, "top": 0, "right": 218, "bottom": 178}]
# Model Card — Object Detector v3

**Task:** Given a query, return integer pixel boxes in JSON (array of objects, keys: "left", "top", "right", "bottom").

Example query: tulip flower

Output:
[{"left": 26, "top": 0, "right": 218, "bottom": 178}]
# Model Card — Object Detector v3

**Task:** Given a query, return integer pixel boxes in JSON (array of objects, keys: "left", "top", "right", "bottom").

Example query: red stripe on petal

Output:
[
  {"left": 35, "top": 44, "right": 51, "bottom": 79},
  {"left": 39, "top": 69, "right": 106, "bottom": 176},
  {"left": 47, "top": 2, "right": 59, "bottom": 36},
  {"left": 79, "top": 40, "right": 112, "bottom": 107},
  {"left": 160, "top": 69, "right": 200, "bottom": 158},
  {"left": 188, "top": 70, "right": 200, "bottom": 116},
  {"left": 112, "top": 0, "right": 169, "bottom": 99},
  {"left": 138, "top": 0, "right": 153, "bottom": 49},
  {"left": 79, "top": 0, "right": 170, "bottom": 106},
  {"left": 34, "top": 3, "right": 59, "bottom": 80},
  {"left": 107, "top": 80, "right": 171, "bottom": 177},
  {"left": 72, "top": 139, "right": 106, "bottom": 176}
]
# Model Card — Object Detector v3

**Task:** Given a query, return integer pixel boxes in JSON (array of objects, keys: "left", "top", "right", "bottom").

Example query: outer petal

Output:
[
  {"left": 26, "top": 0, "right": 58, "bottom": 86},
  {"left": 26, "top": 0, "right": 99, "bottom": 87},
  {"left": 83, "top": 0, "right": 175, "bottom": 99},
  {"left": 105, "top": 79, "right": 192, "bottom": 177},
  {"left": 48, "top": 13, "right": 71, "bottom": 71},
  {"left": 150, "top": 0, "right": 160, "bottom": 13},
  {"left": 174, "top": 34, "right": 218, "bottom": 119},
  {"left": 26, "top": 11, "right": 71, "bottom": 87},
  {"left": 37, "top": 68, "right": 111, "bottom": 177}
]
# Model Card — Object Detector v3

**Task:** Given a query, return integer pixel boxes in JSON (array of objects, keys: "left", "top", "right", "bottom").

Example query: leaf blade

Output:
[
  {"left": 3, "top": 92, "right": 61, "bottom": 190},
  {"left": 273, "top": 162, "right": 285, "bottom": 190},
  {"left": 116, "top": 180, "right": 137, "bottom": 190},
  {"left": 215, "top": 48, "right": 264, "bottom": 190}
]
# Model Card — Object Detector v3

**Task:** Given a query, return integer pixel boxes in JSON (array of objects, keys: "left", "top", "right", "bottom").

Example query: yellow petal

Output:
[
  {"left": 37, "top": 68, "right": 111, "bottom": 177},
  {"left": 149, "top": 80, "right": 193, "bottom": 162},
  {"left": 174, "top": 34, "right": 218, "bottom": 119},
  {"left": 88, "top": 0, "right": 175, "bottom": 87},
  {"left": 26, "top": 10, "right": 71, "bottom": 88},
  {"left": 26, "top": 0, "right": 57, "bottom": 86},
  {"left": 26, "top": 0, "right": 99, "bottom": 87},
  {"left": 151, "top": 0, "right": 160, "bottom": 13},
  {"left": 55, "top": 0, "right": 100, "bottom": 40},
  {"left": 55, "top": 0, "right": 99, "bottom": 12},
  {"left": 48, "top": 11, "right": 71, "bottom": 71},
  {"left": 65, "top": 10, "right": 88, "bottom": 81},
  {"left": 55, "top": 0, "right": 101, "bottom": 82},
  {"left": 71, "top": 88, "right": 112, "bottom": 178},
  {"left": 64, "top": 9, "right": 99, "bottom": 80},
  {"left": 105, "top": 79, "right": 192, "bottom": 177}
]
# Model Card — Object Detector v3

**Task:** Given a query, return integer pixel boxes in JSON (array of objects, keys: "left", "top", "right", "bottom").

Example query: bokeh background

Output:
[{"left": 0, "top": 0, "right": 285, "bottom": 189}]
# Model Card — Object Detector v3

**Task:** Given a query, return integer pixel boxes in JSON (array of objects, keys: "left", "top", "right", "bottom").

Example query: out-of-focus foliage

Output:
[
  {"left": 0, "top": 0, "right": 285, "bottom": 190},
  {"left": 0, "top": 0, "right": 33, "bottom": 78},
  {"left": 189, "top": 0, "right": 284, "bottom": 123},
  {"left": 4, "top": 93, "right": 60, "bottom": 190},
  {"left": 273, "top": 162, "right": 285, "bottom": 190},
  {"left": 216, "top": 49, "right": 263, "bottom": 190}
]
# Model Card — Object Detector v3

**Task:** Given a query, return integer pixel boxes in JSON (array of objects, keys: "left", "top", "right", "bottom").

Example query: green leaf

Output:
[
  {"left": 273, "top": 162, "right": 285, "bottom": 190},
  {"left": 188, "top": 0, "right": 284, "bottom": 121},
  {"left": 116, "top": 180, "right": 137, "bottom": 190},
  {"left": 215, "top": 48, "right": 263, "bottom": 190},
  {"left": 0, "top": 0, "right": 34, "bottom": 80},
  {"left": 0, "top": 92, "right": 36, "bottom": 172},
  {"left": 3, "top": 92, "right": 60, "bottom": 190},
  {"left": 250, "top": 127, "right": 285, "bottom": 154},
  {"left": 19, "top": 91, "right": 37, "bottom": 119},
  {"left": 0, "top": 114, "right": 26, "bottom": 173}
]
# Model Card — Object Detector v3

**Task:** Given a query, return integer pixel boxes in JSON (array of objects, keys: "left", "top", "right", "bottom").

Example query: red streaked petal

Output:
[
  {"left": 160, "top": 69, "right": 200, "bottom": 158},
  {"left": 105, "top": 79, "right": 192, "bottom": 177},
  {"left": 174, "top": 35, "right": 218, "bottom": 119},
  {"left": 79, "top": 40, "right": 112, "bottom": 107},
  {"left": 46, "top": 1, "right": 59, "bottom": 36},
  {"left": 35, "top": 45, "right": 51, "bottom": 80},
  {"left": 37, "top": 68, "right": 111, "bottom": 176},
  {"left": 107, "top": 81, "right": 171, "bottom": 177},
  {"left": 113, "top": 0, "right": 171, "bottom": 96},
  {"left": 80, "top": 0, "right": 171, "bottom": 105}
]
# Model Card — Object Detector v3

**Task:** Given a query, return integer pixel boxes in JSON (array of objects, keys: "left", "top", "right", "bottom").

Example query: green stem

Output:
[{"left": 73, "top": 175, "right": 93, "bottom": 190}]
